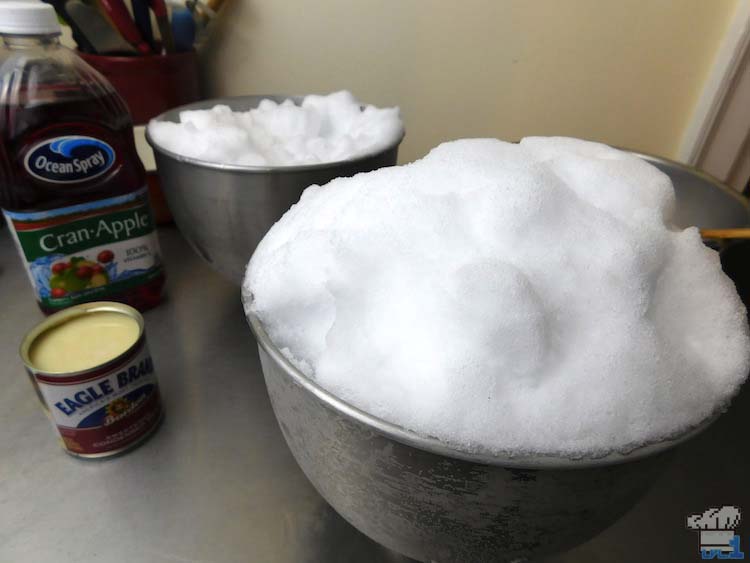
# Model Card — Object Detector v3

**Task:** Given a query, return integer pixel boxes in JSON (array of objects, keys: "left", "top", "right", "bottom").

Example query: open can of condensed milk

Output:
[{"left": 20, "top": 302, "right": 163, "bottom": 458}]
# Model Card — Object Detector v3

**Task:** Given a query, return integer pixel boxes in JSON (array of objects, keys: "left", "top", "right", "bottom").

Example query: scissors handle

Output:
[
  {"left": 149, "top": 0, "right": 175, "bottom": 53},
  {"left": 98, "top": 0, "right": 152, "bottom": 54},
  {"left": 130, "top": 0, "right": 155, "bottom": 50}
]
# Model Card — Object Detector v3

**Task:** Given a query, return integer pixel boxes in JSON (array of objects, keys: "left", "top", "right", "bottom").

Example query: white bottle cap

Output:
[{"left": 0, "top": 1, "right": 62, "bottom": 35}]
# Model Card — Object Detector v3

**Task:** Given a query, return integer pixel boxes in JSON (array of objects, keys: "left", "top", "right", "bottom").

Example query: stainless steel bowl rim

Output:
[
  {"left": 243, "top": 291, "right": 716, "bottom": 470},
  {"left": 628, "top": 148, "right": 750, "bottom": 214},
  {"left": 145, "top": 94, "right": 406, "bottom": 174}
]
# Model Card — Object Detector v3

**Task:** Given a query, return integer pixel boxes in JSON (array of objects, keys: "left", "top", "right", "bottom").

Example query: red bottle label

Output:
[{"left": 3, "top": 187, "right": 163, "bottom": 311}]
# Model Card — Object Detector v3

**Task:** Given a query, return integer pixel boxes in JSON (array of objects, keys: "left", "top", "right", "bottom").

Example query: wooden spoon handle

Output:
[{"left": 700, "top": 228, "right": 750, "bottom": 240}]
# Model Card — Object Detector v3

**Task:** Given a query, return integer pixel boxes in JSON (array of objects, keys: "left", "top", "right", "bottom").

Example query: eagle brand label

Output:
[
  {"left": 31, "top": 338, "right": 162, "bottom": 456},
  {"left": 3, "top": 188, "right": 162, "bottom": 311}
]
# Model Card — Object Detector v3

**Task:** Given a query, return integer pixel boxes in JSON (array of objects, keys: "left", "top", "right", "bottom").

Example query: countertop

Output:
[{"left": 2, "top": 226, "right": 749, "bottom": 563}]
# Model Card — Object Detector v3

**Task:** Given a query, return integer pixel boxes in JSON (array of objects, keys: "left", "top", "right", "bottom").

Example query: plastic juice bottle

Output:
[{"left": 0, "top": 2, "right": 165, "bottom": 314}]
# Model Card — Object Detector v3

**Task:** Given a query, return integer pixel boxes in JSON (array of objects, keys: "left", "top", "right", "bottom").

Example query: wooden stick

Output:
[{"left": 700, "top": 228, "right": 750, "bottom": 240}]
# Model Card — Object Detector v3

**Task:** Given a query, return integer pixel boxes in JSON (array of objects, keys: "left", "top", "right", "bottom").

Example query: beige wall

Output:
[{"left": 202, "top": 0, "right": 739, "bottom": 164}]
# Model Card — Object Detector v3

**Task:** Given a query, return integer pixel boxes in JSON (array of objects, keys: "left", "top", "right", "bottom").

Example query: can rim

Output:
[{"left": 20, "top": 301, "right": 145, "bottom": 377}]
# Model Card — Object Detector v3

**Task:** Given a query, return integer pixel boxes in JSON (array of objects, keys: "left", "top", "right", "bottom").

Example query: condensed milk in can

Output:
[{"left": 20, "top": 301, "right": 163, "bottom": 458}]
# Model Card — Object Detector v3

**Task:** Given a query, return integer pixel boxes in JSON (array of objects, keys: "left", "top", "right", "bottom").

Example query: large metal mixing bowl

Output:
[
  {"left": 240, "top": 154, "right": 747, "bottom": 561},
  {"left": 146, "top": 95, "right": 404, "bottom": 283},
  {"left": 243, "top": 295, "right": 716, "bottom": 563}
]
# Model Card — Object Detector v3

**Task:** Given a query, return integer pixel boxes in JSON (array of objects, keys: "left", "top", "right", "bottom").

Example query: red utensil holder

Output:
[{"left": 80, "top": 51, "right": 201, "bottom": 224}]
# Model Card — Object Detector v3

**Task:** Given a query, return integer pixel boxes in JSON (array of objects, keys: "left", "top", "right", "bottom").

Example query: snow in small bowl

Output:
[{"left": 147, "top": 91, "right": 403, "bottom": 167}]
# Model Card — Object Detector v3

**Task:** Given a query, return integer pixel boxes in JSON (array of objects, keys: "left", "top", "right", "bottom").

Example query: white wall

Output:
[{"left": 202, "top": 0, "right": 740, "bottom": 163}]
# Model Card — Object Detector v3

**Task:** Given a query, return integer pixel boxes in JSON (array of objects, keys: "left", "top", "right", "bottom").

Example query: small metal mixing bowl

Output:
[
  {"left": 242, "top": 292, "right": 714, "bottom": 563},
  {"left": 146, "top": 95, "right": 404, "bottom": 283}
]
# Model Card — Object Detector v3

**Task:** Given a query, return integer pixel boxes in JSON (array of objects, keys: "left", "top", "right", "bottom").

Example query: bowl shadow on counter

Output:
[{"left": 298, "top": 501, "right": 417, "bottom": 563}]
